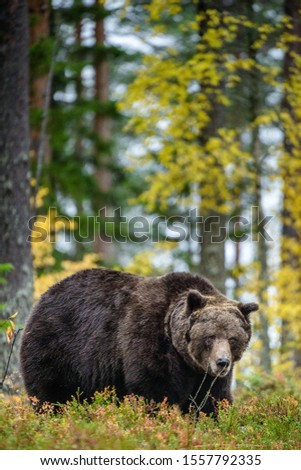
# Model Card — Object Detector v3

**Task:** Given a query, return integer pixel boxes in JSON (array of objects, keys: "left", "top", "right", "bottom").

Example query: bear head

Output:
[{"left": 166, "top": 290, "right": 258, "bottom": 378}]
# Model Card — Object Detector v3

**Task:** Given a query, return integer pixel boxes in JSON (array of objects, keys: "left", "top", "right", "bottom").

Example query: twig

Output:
[
  {"left": 189, "top": 365, "right": 208, "bottom": 410},
  {"left": 0, "top": 328, "right": 23, "bottom": 391},
  {"left": 194, "top": 372, "right": 221, "bottom": 415},
  {"left": 190, "top": 364, "right": 227, "bottom": 416}
]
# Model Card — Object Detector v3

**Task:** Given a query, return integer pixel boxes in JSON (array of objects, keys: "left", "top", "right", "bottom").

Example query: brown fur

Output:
[{"left": 20, "top": 269, "right": 258, "bottom": 415}]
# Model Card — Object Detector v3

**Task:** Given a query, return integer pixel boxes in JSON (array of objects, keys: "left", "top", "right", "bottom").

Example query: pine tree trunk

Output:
[
  {"left": 0, "top": 1, "right": 33, "bottom": 383},
  {"left": 200, "top": 213, "right": 226, "bottom": 294},
  {"left": 93, "top": 6, "right": 114, "bottom": 262},
  {"left": 281, "top": 0, "right": 301, "bottom": 369},
  {"left": 75, "top": 19, "right": 83, "bottom": 166},
  {"left": 28, "top": 0, "right": 51, "bottom": 167}
]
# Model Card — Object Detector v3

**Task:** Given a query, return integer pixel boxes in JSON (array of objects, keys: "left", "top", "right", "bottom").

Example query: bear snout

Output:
[
  {"left": 210, "top": 358, "right": 231, "bottom": 377},
  {"left": 214, "top": 357, "right": 231, "bottom": 376},
  {"left": 208, "top": 340, "right": 232, "bottom": 376},
  {"left": 216, "top": 357, "right": 230, "bottom": 369}
]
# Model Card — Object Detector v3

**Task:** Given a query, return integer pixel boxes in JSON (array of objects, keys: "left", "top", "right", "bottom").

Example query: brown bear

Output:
[{"left": 20, "top": 269, "right": 258, "bottom": 415}]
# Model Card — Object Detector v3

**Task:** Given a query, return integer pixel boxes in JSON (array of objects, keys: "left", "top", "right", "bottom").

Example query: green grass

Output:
[{"left": 0, "top": 381, "right": 300, "bottom": 450}]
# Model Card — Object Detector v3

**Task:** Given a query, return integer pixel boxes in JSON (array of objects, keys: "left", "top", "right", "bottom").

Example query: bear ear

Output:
[
  {"left": 187, "top": 290, "right": 207, "bottom": 313},
  {"left": 238, "top": 302, "right": 259, "bottom": 316}
]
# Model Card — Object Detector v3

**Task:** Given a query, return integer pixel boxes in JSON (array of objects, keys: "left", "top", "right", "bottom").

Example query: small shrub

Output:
[{"left": 0, "top": 383, "right": 300, "bottom": 450}]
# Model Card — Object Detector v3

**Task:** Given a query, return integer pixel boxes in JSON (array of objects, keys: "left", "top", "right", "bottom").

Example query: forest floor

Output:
[{"left": 0, "top": 376, "right": 300, "bottom": 450}]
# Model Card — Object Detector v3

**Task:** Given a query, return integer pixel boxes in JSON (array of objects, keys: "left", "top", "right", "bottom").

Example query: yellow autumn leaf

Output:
[
  {"left": 6, "top": 326, "right": 13, "bottom": 343},
  {"left": 9, "top": 312, "right": 18, "bottom": 320}
]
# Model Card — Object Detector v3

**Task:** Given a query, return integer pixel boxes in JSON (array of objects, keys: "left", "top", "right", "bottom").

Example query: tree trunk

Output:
[
  {"left": 28, "top": 0, "right": 51, "bottom": 168},
  {"left": 93, "top": 5, "right": 114, "bottom": 262},
  {"left": 247, "top": 0, "right": 272, "bottom": 374},
  {"left": 75, "top": 19, "right": 83, "bottom": 167},
  {"left": 0, "top": 1, "right": 33, "bottom": 382},
  {"left": 200, "top": 212, "right": 226, "bottom": 293},
  {"left": 197, "top": 0, "right": 226, "bottom": 294},
  {"left": 281, "top": 0, "right": 301, "bottom": 369}
]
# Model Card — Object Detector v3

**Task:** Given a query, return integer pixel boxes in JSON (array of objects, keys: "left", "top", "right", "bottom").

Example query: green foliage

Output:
[
  {"left": 0, "top": 263, "right": 13, "bottom": 285},
  {"left": 31, "top": 3, "right": 129, "bottom": 214},
  {"left": 30, "top": 37, "right": 55, "bottom": 77},
  {"left": 0, "top": 313, "right": 18, "bottom": 341},
  {"left": 0, "top": 385, "right": 300, "bottom": 449},
  {"left": 0, "top": 264, "right": 15, "bottom": 341}
]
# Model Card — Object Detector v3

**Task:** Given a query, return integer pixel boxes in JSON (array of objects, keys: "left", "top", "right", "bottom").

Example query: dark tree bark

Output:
[{"left": 0, "top": 1, "right": 33, "bottom": 378}]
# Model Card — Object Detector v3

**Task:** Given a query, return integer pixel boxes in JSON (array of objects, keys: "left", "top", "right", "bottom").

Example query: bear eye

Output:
[
  {"left": 229, "top": 337, "right": 238, "bottom": 345},
  {"left": 205, "top": 335, "right": 216, "bottom": 347}
]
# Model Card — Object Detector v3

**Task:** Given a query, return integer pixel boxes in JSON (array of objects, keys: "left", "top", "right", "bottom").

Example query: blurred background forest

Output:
[{"left": 0, "top": 0, "right": 301, "bottom": 390}]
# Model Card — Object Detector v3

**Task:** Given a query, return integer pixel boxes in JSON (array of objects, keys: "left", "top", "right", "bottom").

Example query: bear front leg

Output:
[{"left": 123, "top": 366, "right": 177, "bottom": 407}]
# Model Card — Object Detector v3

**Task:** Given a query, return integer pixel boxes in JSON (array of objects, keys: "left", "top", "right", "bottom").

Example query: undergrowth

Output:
[{"left": 0, "top": 376, "right": 300, "bottom": 450}]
